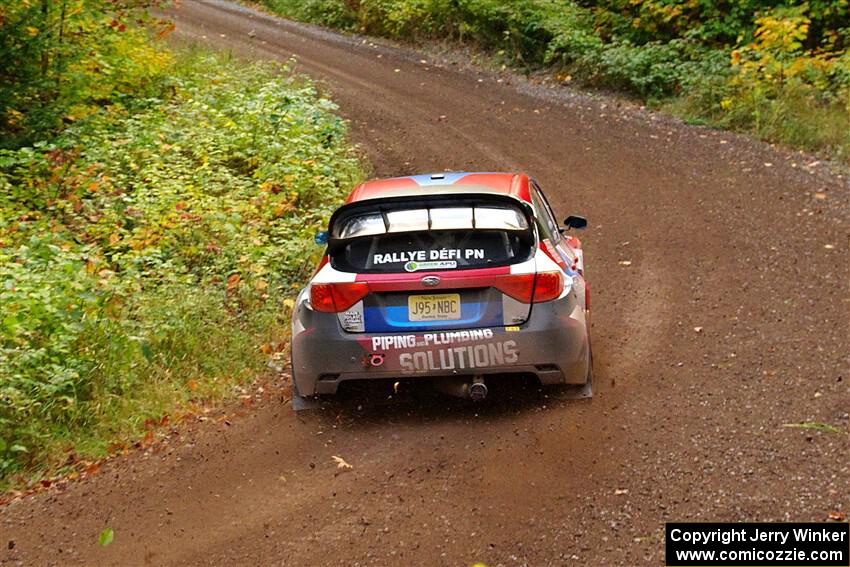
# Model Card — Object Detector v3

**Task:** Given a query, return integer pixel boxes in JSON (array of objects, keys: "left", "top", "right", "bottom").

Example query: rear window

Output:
[{"left": 330, "top": 205, "right": 534, "bottom": 273}]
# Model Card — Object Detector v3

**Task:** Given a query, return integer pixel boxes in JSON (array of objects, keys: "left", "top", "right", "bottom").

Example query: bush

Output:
[
  {"left": 259, "top": 0, "right": 850, "bottom": 161},
  {"left": 0, "top": 49, "right": 363, "bottom": 481}
]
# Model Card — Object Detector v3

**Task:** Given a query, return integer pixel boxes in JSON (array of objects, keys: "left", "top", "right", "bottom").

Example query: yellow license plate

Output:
[{"left": 408, "top": 293, "right": 461, "bottom": 322}]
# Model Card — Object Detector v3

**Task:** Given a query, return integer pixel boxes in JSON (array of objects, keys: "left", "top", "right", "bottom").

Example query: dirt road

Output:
[{"left": 2, "top": 1, "right": 848, "bottom": 565}]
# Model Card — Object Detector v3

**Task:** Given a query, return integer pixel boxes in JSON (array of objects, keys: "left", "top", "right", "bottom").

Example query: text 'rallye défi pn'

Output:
[{"left": 290, "top": 172, "right": 592, "bottom": 409}]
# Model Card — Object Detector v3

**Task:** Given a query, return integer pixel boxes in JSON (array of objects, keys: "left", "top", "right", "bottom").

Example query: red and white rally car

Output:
[{"left": 290, "top": 172, "right": 591, "bottom": 408}]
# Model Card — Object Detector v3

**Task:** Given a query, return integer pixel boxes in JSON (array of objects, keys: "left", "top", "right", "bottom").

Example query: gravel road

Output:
[{"left": 2, "top": 1, "right": 848, "bottom": 565}]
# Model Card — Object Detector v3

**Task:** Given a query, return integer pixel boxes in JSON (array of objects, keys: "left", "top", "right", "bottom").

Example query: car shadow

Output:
[{"left": 293, "top": 375, "right": 592, "bottom": 428}]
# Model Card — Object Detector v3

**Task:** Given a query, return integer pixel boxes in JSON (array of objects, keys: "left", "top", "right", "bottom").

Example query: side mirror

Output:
[
  {"left": 563, "top": 215, "right": 587, "bottom": 230},
  {"left": 315, "top": 230, "right": 329, "bottom": 245}
]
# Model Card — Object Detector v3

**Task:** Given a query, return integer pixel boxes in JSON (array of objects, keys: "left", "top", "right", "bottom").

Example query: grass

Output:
[{"left": 783, "top": 422, "right": 845, "bottom": 435}]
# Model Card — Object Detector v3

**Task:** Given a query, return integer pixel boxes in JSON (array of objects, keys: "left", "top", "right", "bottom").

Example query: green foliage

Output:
[
  {"left": 0, "top": 48, "right": 363, "bottom": 481},
  {"left": 261, "top": 0, "right": 850, "bottom": 160},
  {"left": 0, "top": 0, "right": 174, "bottom": 149}
]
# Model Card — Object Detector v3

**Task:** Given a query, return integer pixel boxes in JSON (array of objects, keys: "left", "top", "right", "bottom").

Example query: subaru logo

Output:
[{"left": 421, "top": 276, "right": 440, "bottom": 287}]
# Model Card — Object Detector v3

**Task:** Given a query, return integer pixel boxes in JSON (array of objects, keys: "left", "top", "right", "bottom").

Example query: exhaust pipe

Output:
[
  {"left": 469, "top": 376, "right": 488, "bottom": 402},
  {"left": 433, "top": 376, "right": 488, "bottom": 401}
]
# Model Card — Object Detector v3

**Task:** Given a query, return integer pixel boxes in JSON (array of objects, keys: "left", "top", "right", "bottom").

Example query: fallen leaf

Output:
[
  {"left": 614, "top": 488, "right": 629, "bottom": 495},
  {"left": 332, "top": 455, "right": 353, "bottom": 471},
  {"left": 98, "top": 527, "right": 114, "bottom": 547},
  {"left": 84, "top": 462, "right": 101, "bottom": 476},
  {"left": 828, "top": 511, "right": 845, "bottom": 521}
]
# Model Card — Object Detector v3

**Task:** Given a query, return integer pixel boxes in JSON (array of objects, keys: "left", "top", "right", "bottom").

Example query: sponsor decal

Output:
[
  {"left": 371, "top": 329, "right": 495, "bottom": 351},
  {"left": 404, "top": 260, "right": 457, "bottom": 272},
  {"left": 367, "top": 329, "right": 518, "bottom": 373},
  {"left": 399, "top": 340, "right": 518, "bottom": 372},
  {"left": 372, "top": 248, "right": 485, "bottom": 265}
]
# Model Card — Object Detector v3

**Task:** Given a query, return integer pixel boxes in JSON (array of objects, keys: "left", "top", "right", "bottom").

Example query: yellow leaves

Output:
[
  {"left": 752, "top": 5, "right": 810, "bottom": 56},
  {"left": 5, "top": 108, "right": 23, "bottom": 126},
  {"left": 730, "top": 50, "right": 742, "bottom": 66},
  {"left": 728, "top": 4, "right": 838, "bottom": 95},
  {"left": 272, "top": 201, "right": 294, "bottom": 218},
  {"left": 128, "top": 228, "right": 160, "bottom": 251},
  {"left": 25, "top": 26, "right": 39, "bottom": 37},
  {"left": 260, "top": 181, "right": 281, "bottom": 193},
  {"left": 720, "top": 98, "right": 733, "bottom": 110}
]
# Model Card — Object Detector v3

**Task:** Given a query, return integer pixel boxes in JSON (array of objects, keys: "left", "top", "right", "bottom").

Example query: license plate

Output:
[{"left": 408, "top": 293, "right": 461, "bottom": 322}]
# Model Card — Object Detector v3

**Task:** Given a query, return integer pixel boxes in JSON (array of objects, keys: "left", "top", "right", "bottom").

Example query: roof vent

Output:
[{"left": 430, "top": 173, "right": 445, "bottom": 180}]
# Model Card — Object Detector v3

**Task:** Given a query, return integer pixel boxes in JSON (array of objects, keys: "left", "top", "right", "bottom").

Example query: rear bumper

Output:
[{"left": 291, "top": 288, "right": 590, "bottom": 396}]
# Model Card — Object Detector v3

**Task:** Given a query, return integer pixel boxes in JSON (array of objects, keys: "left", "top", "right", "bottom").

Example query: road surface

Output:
[{"left": 2, "top": 1, "right": 848, "bottom": 565}]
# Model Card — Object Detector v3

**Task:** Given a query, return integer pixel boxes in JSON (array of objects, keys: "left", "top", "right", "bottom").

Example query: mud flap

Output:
[
  {"left": 290, "top": 378, "right": 322, "bottom": 411},
  {"left": 554, "top": 379, "right": 592, "bottom": 400},
  {"left": 289, "top": 355, "right": 322, "bottom": 411},
  {"left": 551, "top": 348, "right": 593, "bottom": 400}
]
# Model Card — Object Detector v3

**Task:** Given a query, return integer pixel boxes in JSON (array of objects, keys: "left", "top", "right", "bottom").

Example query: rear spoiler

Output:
[{"left": 326, "top": 193, "right": 536, "bottom": 247}]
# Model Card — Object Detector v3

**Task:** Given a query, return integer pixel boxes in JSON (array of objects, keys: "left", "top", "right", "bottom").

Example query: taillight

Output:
[
  {"left": 494, "top": 273, "right": 535, "bottom": 303},
  {"left": 494, "top": 272, "right": 563, "bottom": 303},
  {"left": 310, "top": 282, "right": 369, "bottom": 312},
  {"left": 532, "top": 272, "right": 564, "bottom": 303}
]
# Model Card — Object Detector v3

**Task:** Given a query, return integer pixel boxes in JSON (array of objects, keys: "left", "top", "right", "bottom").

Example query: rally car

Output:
[{"left": 290, "top": 172, "right": 592, "bottom": 409}]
